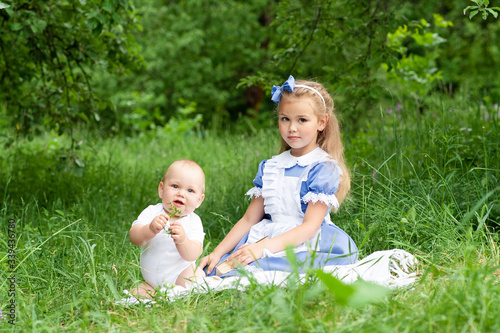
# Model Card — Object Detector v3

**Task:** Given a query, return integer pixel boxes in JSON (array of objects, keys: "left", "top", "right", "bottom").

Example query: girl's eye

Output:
[
  {"left": 298, "top": 118, "right": 308, "bottom": 123},
  {"left": 280, "top": 116, "right": 289, "bottom": 122},
  {"left": 188, "top": 189, "right": 195, "bottom": 193},
  {"left": 171, "top": 184, "right": 179, "bottom": 189}
]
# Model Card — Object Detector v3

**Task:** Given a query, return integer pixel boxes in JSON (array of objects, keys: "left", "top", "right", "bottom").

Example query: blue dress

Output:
[{"left": 209, "top": 147, "right": 358, "bottom": 277}]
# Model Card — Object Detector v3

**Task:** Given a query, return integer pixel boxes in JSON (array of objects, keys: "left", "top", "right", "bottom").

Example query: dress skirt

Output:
[{"left": 206, "top": 221, "right": 358, "bottom": 278}]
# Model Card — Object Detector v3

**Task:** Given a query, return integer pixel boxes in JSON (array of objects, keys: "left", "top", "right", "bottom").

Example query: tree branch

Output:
[{"left": 287, "top": 1, "right": 322, "bottom": 74}]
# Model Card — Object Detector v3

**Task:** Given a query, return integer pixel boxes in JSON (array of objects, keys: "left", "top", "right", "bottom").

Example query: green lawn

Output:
[{"left": 1, "top": 98, "right": 499, "bottom": 332}]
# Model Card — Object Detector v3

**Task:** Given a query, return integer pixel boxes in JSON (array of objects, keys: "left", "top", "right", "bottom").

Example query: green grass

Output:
[{"left": 1, "top": 97, "right": 499, "bottom": 332}]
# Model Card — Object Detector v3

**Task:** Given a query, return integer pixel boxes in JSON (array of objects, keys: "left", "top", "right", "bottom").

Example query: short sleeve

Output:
[
  {"left": 300, "top": 161, "right": 341, "bottom": 210},
  {"left": 245, "top": 159, "right": 267, "bottom": 199},
  {"left": 131, "top": 204, "right": 162, "bottom": 226},
  {"left": 184, "top": 213, "right": 205, "bottom": 244}
]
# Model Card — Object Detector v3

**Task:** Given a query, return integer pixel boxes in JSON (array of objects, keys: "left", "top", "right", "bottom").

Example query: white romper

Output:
[{"left": 132, "top": 203, "right": 205, "bottom": 286}]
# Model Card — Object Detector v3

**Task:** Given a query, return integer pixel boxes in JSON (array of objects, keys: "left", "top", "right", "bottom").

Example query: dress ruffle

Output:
[
  {"left": 245, "top": 187, "right": 263, "bottom": 199},
  {"left": 261, "top": 159, "right": 280, "bottom": 217},
  {"left": 301, "top": 192, "right": 340, "bottom": 210}
]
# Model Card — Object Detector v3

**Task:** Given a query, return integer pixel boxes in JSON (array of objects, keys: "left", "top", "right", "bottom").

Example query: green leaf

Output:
[
  {"left": 315, "top": 270, "right": 355, "bottom": 306},
  {"left": 315, "top": 270, "right": 390, "bottom": 307},
  {"left": 11, "top": 22, "right": 23, "bottom": 31},
  {"left": 92, "top": 22, "right": 103, "bottom": 37},
  {"left": 112, "top": 12, "right": 123, "bottom": 25},
  {"left": 74, "top": 158, "right": 85, "bottom": 168},
  {"left": 486, "top": 8, "right": 498, "bottom": 18},
  {"left": 346, "top": 280, "right": 391, "bottom": 308},
  {"left": 469, "top": 10, "right": 479, "bottom": 19},
  {"left": 76, "top": 112, "right": 89, "bottom": 122},
  {"left": 30, "top": 19, "right": 47, "bottom": 33},
  {"left": 103, "top": 0, "right": 114, "bottom": 13},
  {"left": 97, "top": 13, "right": 111, "bottom": 25},
  {"left": 0, "top": 1, "right": 9, "bottom": 9},
  {"left": 463, "top": 5, "right": 476, "bottom": 15}
]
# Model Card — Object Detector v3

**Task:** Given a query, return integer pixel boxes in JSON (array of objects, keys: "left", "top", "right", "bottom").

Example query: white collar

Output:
[{"left": 272, "top": 147, "right": 330, "bottom": 168}]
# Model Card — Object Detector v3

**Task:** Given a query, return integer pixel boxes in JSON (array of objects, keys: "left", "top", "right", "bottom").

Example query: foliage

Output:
[
  {"left": 464, "top": 0, "right": 500, "bottom": 20},
  {"left": 91, "top": 0, "right": 274, "bottom": 135},
  {"left": 0, "top": 0, "right": 142, "bottom": 136},
  {"left": 242, "top": 1, "right": 500, "bottom": 130},
  {"left": 2, "top": 0, "right": 500, "bottom": 136},
  {"left": 382, "top": 14, "right": 452, "bottom": 102},
  {"left": 395, "top": 2, "right": 500, "bottom": 104},
  {"left": 242, "top": 0, "right": 406, "bottom": 128}
]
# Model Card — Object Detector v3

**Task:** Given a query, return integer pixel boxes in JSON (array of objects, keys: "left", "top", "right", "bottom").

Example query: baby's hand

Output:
[
  {"left": 149, "top": 214, "right": 169, "bottom": 234},
  {"left": 169, "top": 222, "right": 186, "bottom": 245}
]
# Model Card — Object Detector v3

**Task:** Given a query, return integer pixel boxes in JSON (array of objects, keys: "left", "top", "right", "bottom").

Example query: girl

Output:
[{"left": 201, "top": 75, "right": 358, "bottom": 276}]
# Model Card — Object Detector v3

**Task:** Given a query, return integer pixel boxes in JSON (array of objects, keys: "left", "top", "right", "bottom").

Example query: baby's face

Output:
[{"left": 158, "top": 164, "right": 205, "bottom": 219}]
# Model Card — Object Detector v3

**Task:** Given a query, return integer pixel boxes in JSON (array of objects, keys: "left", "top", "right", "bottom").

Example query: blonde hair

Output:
[{"left": 277, "top": 79, "right": 351, "bottom": 205}]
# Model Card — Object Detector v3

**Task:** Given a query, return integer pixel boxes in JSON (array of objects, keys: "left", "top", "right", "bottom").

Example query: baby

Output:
[{"left": 129, "top": 159, "right": 206, "bottom": 298}]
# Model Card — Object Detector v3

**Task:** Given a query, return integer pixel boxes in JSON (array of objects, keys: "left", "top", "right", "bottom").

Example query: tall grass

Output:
[{"left": 0, "top": 96, "right": 499, "bottom": 331}]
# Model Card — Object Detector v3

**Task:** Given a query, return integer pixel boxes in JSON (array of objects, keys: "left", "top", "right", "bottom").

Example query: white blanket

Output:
[{"left": 117, "top": 249, "right": 417, "bottom": 305}]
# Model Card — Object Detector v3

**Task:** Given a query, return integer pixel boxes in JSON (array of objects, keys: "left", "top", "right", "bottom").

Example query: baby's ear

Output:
[{"left": 158, "top": 181, "right": 164, "bottom": 198}]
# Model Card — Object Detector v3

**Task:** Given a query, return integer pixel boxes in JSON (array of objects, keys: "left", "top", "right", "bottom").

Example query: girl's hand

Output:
[
  {"left": 149, "top": 214, "right": 169, "bottom": 234},
  {"left": 169, "top": 222, "right": 186, "bottom": 244},
  {"left": 200, "top": 252, "right": 223, "bottom": 274},
  {"left": 228, "top": 240, "right": 267, "bottom": 267}
]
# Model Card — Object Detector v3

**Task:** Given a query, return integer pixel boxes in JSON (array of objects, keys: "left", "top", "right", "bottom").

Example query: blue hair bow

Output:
[{"left": 271, "top": 75, "right": 295, "bottom": 103}]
